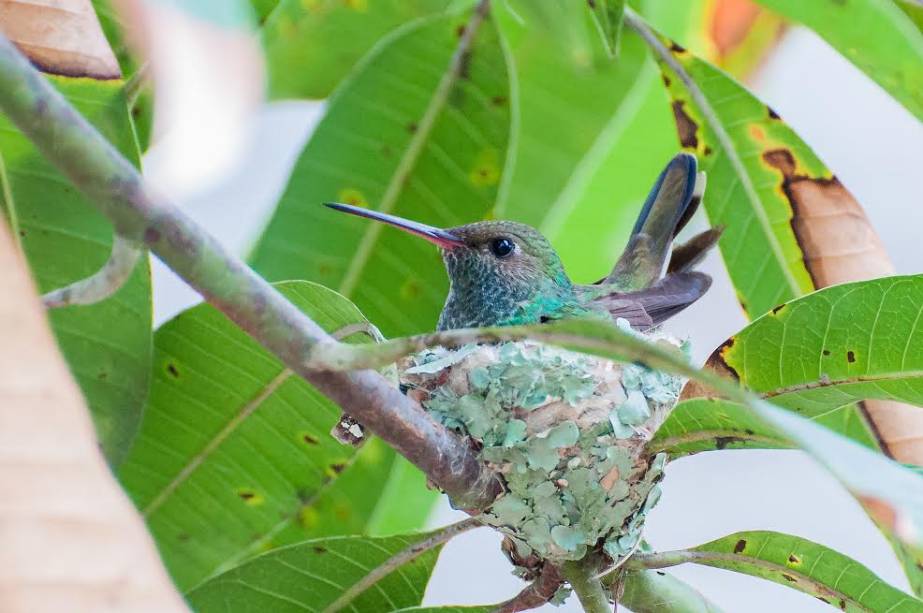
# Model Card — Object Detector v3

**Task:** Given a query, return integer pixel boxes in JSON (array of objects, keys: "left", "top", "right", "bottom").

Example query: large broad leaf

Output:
[
  {"left": 491, "top": 0, "right": 682, "bottom": 284},
  {"left": 250, "top": 10, "right": 510, "bottom": 337},
  {"left": 0, "top": 75, "right": 151, "bottom": 465},
  {"left": 118, "top": 281, "right": 432, "bottom": 591},
  {"left": 262, "top": 0, "right": 460, "bottom": 99},
  {"left": 187, "top": 532, "right": 445, "bottom": 612},
  {"left": 753, "top": 0, "right": 923, "bottom": 123},
  {"left": 647, "top": 531, "right": 923, "bottom": 611},
  {"left": 655, "top": 274, "right": 923, "bottom": 455},
  {"left": 697, "top": 275, "right": 923, "bottom": 415},
  {"left": 651, "top": 397, "right": 878, "bottom": 457},
  {"left": 650, "top": 24, "right": 893, "bottom": 458},
  {"left": 655, "top": 38, "right": 892, "bottom": 320}
]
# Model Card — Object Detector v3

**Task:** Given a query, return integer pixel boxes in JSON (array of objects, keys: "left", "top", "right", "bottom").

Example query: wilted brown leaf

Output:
[
  {"left": 0, "top": 0, "right": 120, "bottom": 78},
  {"left": 0, "top": 221, "right": 186, "bottom": 611}
]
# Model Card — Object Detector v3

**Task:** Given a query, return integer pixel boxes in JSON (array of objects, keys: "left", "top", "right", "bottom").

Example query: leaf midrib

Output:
[
  {"left": 338, "top": 7, "right": 489, "bottom": 298},
  {"left": 762, "top": 369, "right": 923, "bottom": 402}
]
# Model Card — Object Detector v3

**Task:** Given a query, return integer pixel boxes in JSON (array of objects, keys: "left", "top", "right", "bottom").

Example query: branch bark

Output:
[{"left": 0, "top": 32, "right": 501, "bottom": 510}]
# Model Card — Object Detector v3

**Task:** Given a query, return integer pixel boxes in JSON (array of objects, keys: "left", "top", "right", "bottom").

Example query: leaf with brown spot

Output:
[
  {"left": 656, "top": 40, "right": 892, "bottom": 320},
  {"left": 676, "top": 531, "right": 923, "bottom": 611},
  {"left": 0, "top": 12, "right": 152, "bottom": 464},
  {"left": 251, "top": 9, "right": 511, "bottom": 337},
  {"left": 119, "top": 281, "right": 435, "bottom": 591},
  {"left": 653, "top": 32, "right": 923, "bottom": 559},
  {"left": 188, "top": 532, "right": 446, "bottom": 612}
]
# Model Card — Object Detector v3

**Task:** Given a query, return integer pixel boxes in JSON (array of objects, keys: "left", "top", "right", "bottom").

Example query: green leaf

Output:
[
  {"left": 262, "top": 0, "right": 461, "bottom": 99},
  {"left": 187, "top": 532, "right": 445, "bottom": 612},
  {"left": 492, "top": 0, "right": 681, "bottom": 284},
  {"left": 0, "top": 75, "right": 151, "bottom": 465},
  {"left": 250, "top": 10, "right": 510, "bottom": 337},
  {"left": 897, "top": 0, "right": 923, "bottom": 32},
  {"left": 589, "top": 0, "right": 626, "bottom": 56},
  {"left": 648, "top": 22, "right": 887, "bottom": 453},
  {"left": 251, "top": 0, "right": 281, "bottom": 23},
  {"left": 661, "top": 531, "right": 923, "bottom": 611},
  {"left": 652, "top": 398, "right": 878, "bottom": 457},
  {"left": 619, "top": 569, "right": 725, "bottom": 613},
  {"left": 711, "top": 275, "right": 923, "bottom": 414},
  {"left": 655, "top": 38, "right": 835, "bottom": 317},
  {"left": 753, "top": 0, "right": 923, "bottom": 122},
  {"left": 90, "top": 0, "right": 154, "bottom": 150},
  {"left": 118, "top": 281, "right": 431, "bottom": 590}
]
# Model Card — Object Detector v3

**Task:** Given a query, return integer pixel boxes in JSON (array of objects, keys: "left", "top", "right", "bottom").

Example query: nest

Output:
[{"left": 399, "top": 324, "right": 688, "bottom": 565}]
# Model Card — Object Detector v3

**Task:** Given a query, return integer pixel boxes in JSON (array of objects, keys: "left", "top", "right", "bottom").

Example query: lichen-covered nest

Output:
[{"left": 399, "top": 324, "right": 688, "bottom": 565}]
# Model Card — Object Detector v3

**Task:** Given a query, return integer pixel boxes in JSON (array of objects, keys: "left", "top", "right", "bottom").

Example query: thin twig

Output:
[
  {"left": 42, "top": 234, "right": 142, "bottom": 307},
  {"left": 494, "top": 563, "right": 564, "bottom": 613},
  {"left": 0, "top": 32, "right": 501, "bottom": 510},
  {"left": 324, "top": 518, "right": 482, "bottom": 613}
]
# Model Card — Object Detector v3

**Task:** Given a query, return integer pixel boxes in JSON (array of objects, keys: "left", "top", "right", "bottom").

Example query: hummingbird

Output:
[{"left": 327, "top": 153, "right": 720, "bottom": 332}]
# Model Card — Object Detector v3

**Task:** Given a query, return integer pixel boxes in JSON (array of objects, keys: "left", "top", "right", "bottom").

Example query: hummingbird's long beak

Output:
[{"left": 325, "top": 202, "right": 465, "bottom": 249}]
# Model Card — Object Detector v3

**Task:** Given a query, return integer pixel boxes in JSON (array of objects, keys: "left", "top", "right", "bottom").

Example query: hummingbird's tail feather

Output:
[
  {"left": 605, "top": 153, "right": 702, "bottom": 290},
  {"left": 667, "top": 226, "right": 724, "bottom": 274},
  {"left": 578, "top": 271, "right": 712, "bottom": 331}
]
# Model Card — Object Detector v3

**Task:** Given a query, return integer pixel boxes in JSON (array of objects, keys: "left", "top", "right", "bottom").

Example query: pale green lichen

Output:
[{"left": 400, "top": 327, "right": 686, "bottom": 567}]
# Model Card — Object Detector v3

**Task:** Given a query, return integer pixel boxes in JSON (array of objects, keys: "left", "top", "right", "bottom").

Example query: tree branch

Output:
[
  {"left": 42, "top": 234, "right": 142, "bottom": 307},
  {"left": 494, "top": 564, "right": 564, "bottom": 613},
  {"left": 0, "top": 33, "right": 501, "bottom": 510}
]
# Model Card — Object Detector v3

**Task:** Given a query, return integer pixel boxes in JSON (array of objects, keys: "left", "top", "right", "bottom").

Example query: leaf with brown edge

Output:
[
  {"left": 655, "top": 41, "right": 892, "bottom": 320},
  {"left": 634, "top": 531, "right": 923, "bottom": 612},
  {"left": 0, "top": 0, "right": 120, "bottom": 79},
  {"left": 652, "top": 27, "right": 923, "bottom": 502},
  {"left": 0, "top": 220, "right": 186, "bottom": 613}
]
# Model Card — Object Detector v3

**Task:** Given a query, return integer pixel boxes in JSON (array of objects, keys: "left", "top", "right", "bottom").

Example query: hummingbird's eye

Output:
[{"left": 489, "top": 237, "right": 515, "bottom": 258}]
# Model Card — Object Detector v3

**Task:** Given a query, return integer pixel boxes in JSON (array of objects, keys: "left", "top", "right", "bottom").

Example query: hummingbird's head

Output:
[
  {"left": 326, "top": 203, "right": 575, "bottom": 327},
  {"left": 437, "top": 219, "right": 570, "bottom": 291}
]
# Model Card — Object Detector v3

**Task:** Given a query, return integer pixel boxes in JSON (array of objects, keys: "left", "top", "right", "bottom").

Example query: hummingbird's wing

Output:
[
  {"left": 603, "top": 153, "right": 706, "bottom": 290},
  {"left": 577, "top": 271, "right": 712, "bottom": 331},
  {"left": 667, "top": 226, "right": 724, "bottom": 274}
]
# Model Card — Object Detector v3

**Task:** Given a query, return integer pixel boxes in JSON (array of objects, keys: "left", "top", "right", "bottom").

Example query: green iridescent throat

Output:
[{"left": 437, "top": 247, "right": 588, "bottom": 330}]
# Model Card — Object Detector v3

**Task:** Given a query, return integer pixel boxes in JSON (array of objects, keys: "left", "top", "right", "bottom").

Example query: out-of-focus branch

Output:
[
  {"left": 42, "top": 235, "right": 142, "bottom": 307},
  {"left": 0, "top": 31, "right": 501, "bottom": 510},
  {"left": 0, "top": 217, "right": 187, "bottom": 613}
]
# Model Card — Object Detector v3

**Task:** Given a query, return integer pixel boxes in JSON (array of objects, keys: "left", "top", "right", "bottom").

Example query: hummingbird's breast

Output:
[{"left": 437, "top": 251, "right": 578, "bottom": 330}]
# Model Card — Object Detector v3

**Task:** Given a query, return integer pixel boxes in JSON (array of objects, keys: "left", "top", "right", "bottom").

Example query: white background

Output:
[{"left": 145, "top": 26, "right": 923, "bottom": 612}]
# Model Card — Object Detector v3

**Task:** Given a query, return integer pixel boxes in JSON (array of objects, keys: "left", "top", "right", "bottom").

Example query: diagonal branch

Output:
[{"left": 0, "top": 31, "right": 501, "bottom": 510}]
